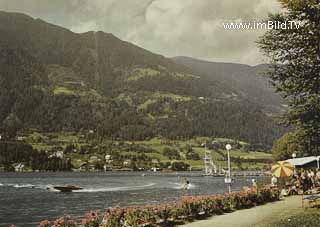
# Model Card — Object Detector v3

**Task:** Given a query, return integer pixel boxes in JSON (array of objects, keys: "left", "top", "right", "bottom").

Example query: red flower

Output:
[{"left": 39, "top": 220, "right": 50, "bottom": 227}]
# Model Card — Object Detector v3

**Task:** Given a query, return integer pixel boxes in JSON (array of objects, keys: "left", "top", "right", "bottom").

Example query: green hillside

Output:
[
  {"left": 22, "top": 133, "right": 272, "bottom": 171},
  {"left": 0, "top": 11, "right": 284, "bottom": 150}
]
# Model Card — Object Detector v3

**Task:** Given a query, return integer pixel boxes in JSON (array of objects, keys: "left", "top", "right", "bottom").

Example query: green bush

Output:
[{"left": 32, "top": 188, "right": 280, "bottom": 227}]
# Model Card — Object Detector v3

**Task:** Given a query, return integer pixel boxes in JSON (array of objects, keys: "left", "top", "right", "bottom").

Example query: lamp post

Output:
[
  {"left": 225, "top": 144, "right": 232, "bottom": 193},
  {"left": 292, "top": 152, "right": 297, "bottom": 176}
]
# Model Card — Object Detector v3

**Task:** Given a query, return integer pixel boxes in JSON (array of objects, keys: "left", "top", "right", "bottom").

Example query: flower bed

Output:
[{"left": 15, "top": 188, "right": 280, "bottom": 227}]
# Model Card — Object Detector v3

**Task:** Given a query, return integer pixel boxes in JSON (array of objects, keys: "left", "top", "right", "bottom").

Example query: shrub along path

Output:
[{"left": 182, "top": 196, "right": 303, "bottom": 227}]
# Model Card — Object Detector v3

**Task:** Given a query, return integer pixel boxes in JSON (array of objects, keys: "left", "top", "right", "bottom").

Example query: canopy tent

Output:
[{"left": 285, "top": 156, "right": 320, "bottom": 169}]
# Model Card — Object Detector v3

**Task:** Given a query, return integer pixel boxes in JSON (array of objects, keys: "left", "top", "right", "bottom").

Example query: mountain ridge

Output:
[
  {"left": 0, "top": 11, "right": 284, "bottom": 147},
  {"left": 172, "top": 56, "right": 285, "bottom": 113}
]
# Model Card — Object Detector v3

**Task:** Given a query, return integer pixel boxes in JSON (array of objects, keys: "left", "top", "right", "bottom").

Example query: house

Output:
[
  {"left": 89, "top": 156, "right": 100, "bottom": 163},
  {"left": 286, "top": 156, "right": 320, "bottom": 169},
  {"left": 55, "top": 151, "right": 64, "bottom": 158},
  {"left": 16, "top": 136, "right": 25, "bottom": 141},
  {"left": 105, "top": 155, "right": 113, "bottom": 164},
  {"left": 151, "top": 159, "right": 159, "bottom": 165},
  {"left": 123, "top": 160, "right": 131, "bottom": 166},
  {"left": 79, "top": 162, "right": 96, "bottom": 171},
  {"left": 14, "top": 163, "right": 25, "bottom": 172},
  {"left": 49, "top": 151, "right": 64, "bottom": 159},
  {"left": 151, "top": 167, "right": 161, "bottom": 172}
]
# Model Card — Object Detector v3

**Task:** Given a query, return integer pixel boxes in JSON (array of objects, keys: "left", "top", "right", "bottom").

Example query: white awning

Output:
[{"left": 286, "top": 156, "right": 320, "bottom": 166}]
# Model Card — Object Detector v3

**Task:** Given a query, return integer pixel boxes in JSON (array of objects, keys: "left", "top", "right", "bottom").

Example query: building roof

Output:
[{"left": 286, "top": 156, "right": 320, "bottom": 166}]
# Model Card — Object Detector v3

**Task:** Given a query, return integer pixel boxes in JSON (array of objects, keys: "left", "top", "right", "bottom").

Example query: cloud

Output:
[{"left": 0, "top": 0, "right": 281, "bottom": 65}]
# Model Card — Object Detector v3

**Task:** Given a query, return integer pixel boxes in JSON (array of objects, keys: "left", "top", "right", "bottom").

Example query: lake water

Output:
[{"left": 0, "top": 172, "right": 262, "bottom": 227}]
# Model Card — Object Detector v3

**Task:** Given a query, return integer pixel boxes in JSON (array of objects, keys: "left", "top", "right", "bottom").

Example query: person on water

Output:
[{"left": 183, "top": 177, "right": 190, "bottom": 191}]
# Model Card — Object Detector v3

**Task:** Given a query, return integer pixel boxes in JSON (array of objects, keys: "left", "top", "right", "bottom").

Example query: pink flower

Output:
[{"left": 39, "top": 220, "right": 50, "bottom": 227}]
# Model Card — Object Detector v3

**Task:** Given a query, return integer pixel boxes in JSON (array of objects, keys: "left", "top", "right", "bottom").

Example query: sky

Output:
[{"left": 0, "top": 0, "right": 281, "bottom": 65}]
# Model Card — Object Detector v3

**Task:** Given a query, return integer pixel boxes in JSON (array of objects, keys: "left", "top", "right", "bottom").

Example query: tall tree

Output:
[
  {"left": 258, "top": 0, "right": 320, "bottom": 155},
  {"left": 272, "top": 131, "right": 303, "bottom": 160},
  {"left": 2, "top": 113, "right": 22, "bottom": 139}
]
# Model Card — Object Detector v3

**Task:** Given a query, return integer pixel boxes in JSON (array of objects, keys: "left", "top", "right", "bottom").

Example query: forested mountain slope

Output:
[
  {"left": 172, "top": 56, "right": 286, "bottom": 113},
  {"left": 0, "top": 11, "right": 284, "bottom": 148}
]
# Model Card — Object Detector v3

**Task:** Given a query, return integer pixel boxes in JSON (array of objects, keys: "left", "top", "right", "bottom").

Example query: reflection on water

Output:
[{"left": 0, "top": 172, "right": 262, "bottom": 226}]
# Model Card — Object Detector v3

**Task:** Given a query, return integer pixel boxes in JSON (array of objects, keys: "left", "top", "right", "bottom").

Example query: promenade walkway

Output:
[{"left": 182, "top": 196, "right": 303, "bottom": 227}]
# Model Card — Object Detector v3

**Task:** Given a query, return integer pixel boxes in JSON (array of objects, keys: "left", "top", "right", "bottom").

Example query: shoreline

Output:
[{"left": 182, "top": 195, "right": 303, "bottom": 227}]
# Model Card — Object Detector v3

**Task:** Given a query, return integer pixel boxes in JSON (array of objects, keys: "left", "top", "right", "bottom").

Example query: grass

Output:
[
  {"left": 251, "top": 209, "right": 320, "bottom": 227},
  {"left": 138, "top": 99, "right": 158, "bottom": 110},
  {"left": 30, "top": 143, "right": 54, "bottom": 151},
  {"left": 174, "top": 72, "right": 200, "bottom": 79},
  {"left": 220, "top": 150, "right": 272, "bottom": 159},
  {"left": 24, "top": 133, "right": 272, "bottom": 171},
  {"left": 53, "top": 86, "right": 76, "bottom": 96},
  {"left": 116, "top": 93, "right": 133, "bottom": 106},
  {"left": 27, "top": 132, "right": 86, "bottom": 152},
  {"left": 127, "top": 68, "right": 160, "bottom": 81},
  {"left": 137, "top": 92, "right": 192, "bottom": 111},
  {"left": 134, "top": 137, "right": 271, "bottom": 170},
  {"left": 151, "top": 92, "right": 192, "bottom": 102}
]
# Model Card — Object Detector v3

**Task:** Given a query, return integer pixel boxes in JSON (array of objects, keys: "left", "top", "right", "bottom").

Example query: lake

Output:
[{"left": 0, "top": 172, "right": 262, "bottom": 226}]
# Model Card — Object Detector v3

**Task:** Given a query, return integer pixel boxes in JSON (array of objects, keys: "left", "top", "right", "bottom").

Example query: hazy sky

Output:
[{"left": 0, "top": 0, "right": 281, "bottom": 65}]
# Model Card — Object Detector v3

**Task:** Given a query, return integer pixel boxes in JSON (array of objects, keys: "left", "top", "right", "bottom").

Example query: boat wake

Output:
[
  {"left": 77, "top": 183, "right": 156, "bottom": 193},
  {"left": 0, "top": 182, "right": 157, "bottom": 193},
  {"left": 1, "top": 183, "right": 53, "bottom": 190},
  {"left": 171, "top": 182, "right": 196, "bottom": 190},
  {"left": 2, "top": 183, "right": 37, "bottom": 189},
  {"left": 2, "top": 182, "right": 196, "bottom": 191},
  {"left": 13, "top": 184, "right": 36, "bottom": 188}
]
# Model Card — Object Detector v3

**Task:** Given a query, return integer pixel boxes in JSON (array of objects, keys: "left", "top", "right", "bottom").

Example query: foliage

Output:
[
  {"left": 163, "top": 147, "right": 180, "bottom": 160},
  {"left": 170, "top": 161, "right": 190, "bottom": 171},
  {"left": 186, "top": 151, "right": 200, "bottom": 160},
  {"left": 258, "top": 0, "right": 320, "bottom": 155},
  {"left": 32, "top": 188, "right": 280, "bottom": 227},
  {"left": 0, "top": 141, "right": 72, "bottom": 171},
  {"left": 1, "top": 113, "right": 22, "bottom": 139},
  {"left": 0, "top": 12, "right": 285, "bottom": 149},
  {"left": 81, "top": 211, "right": 100, "bottom": 227},
  {"left": 272, "top": 130, "right": 303, "bottom": 160},
  {"left": 38, "top": 216, "right": 78, "bottom": 227}
]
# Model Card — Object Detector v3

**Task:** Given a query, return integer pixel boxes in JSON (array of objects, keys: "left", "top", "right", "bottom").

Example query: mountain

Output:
[
  {"left": 0, "top": 11, "right": 284, "bottom": 148},
  {"left": 172, "top": 56, "right": 286, "bottom": 113}
]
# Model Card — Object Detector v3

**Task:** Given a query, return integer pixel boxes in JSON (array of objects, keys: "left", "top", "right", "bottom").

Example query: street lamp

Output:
[
  {"left": 292, "top": 152, "right": 297, "bottom": 176},
  {"left": 225, "top": 144, "right": 232, "bottom": 193}
]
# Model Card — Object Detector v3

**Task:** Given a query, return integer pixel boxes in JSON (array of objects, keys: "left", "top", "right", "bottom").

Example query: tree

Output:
[
  {"left": 171, "top": 161, "right": 190, "bottom": 171},
  {"left": 258, "top": 0, "right": 320, "bottom": 155},
  {"left": 2, "top": 113, "right": 22, "bottom": 139},
  {"left": 186, "top": 151, "right": 200, "bottom": 160},
  {"left": 272, "top": 131, "right": 303, "bottom": 160},
  {"left": 163, "top": 147, "right": 180, "bottom": 160}
]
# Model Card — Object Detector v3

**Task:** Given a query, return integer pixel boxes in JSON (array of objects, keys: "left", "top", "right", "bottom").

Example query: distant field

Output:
[{"left": 25, "top": 133, "right": 272, "bottom": 170}]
